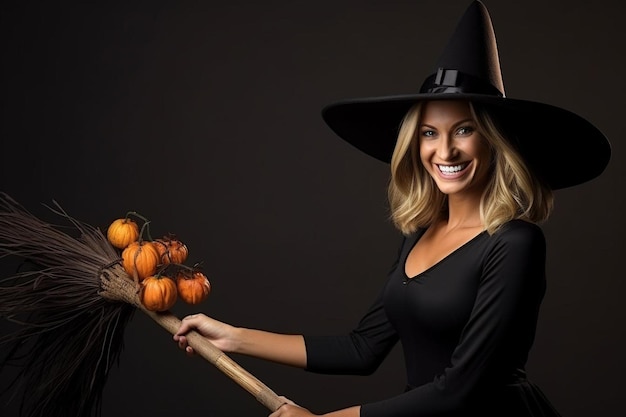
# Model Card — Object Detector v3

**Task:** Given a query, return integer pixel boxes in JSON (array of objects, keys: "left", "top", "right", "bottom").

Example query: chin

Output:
[{"left": 434, "top": 181, "right": 470, "bottom": 195}]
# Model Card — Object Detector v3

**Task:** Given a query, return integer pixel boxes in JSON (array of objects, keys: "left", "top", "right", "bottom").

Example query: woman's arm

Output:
[
  {"left": 234, "top": 327, "right": 307, "bottom": 367},
  {"left": 173, "top": 313, "right": 307, "bottom": 368}
]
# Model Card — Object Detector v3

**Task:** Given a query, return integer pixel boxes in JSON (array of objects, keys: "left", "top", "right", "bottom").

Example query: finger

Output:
[
  {"left": 174, "top": 324, "right": 189, "bottom": 337},
  {"left": 185, "top": 345, "right": 195, "bottom": 356},
  {"left": 268, "top": 406, "right": 282, "bottom": 417},
  {"left": 269, "top": 403, "right": 295, "bottom": 417},
  {"left": 277, "top": 396, "right": 296, "bottom": 406},
  {"left": 174, "top": 317, "right": 197, "bottom": 336}
]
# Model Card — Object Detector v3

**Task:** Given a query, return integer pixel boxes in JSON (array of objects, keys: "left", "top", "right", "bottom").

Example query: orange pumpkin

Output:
[
  {"left": 107, "top": 218, "right": 139, "bottom": 249},
  {"left": 154, "top": 236, "right": 189, "bottom": 265},
  {"left": 141, "top": 275, "right": 177, "bottom": 311},
  {"left": 176, "top": 271, "right": 211, "bottom": 305},
  {"left": 121, "top": 241, "right": 160, "bottom": 281}
]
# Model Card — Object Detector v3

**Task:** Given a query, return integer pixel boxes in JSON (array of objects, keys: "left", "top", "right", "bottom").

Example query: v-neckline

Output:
[{"left": 403, "top": 228, "right": 487, "bottom": 280}]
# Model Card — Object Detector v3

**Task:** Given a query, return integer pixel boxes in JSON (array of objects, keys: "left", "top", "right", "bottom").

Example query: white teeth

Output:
[{"left": 438, "top": 163, "right": 467, "bottom": 173}]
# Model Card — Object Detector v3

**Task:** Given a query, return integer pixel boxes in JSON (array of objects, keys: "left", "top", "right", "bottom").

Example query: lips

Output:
[{"left": 436, "top": 162, "right": 470, "bottom": 178}]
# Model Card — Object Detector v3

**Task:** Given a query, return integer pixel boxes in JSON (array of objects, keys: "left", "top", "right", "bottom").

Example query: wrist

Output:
[{"left": 229, "top": 326, "right": 246, "bottom": 354}]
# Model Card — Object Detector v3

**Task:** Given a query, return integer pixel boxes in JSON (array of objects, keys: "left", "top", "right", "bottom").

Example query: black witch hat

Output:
[{"left": 321, "top": 1, "right": 611, "bottom": 190}]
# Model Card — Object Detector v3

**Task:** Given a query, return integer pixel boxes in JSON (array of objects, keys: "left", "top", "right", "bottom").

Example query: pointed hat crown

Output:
[{"left": 420, "top": 1, "right": 504, "bottom": 96}]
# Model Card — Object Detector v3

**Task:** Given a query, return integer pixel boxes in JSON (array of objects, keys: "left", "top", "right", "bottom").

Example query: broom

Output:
[{"left": 0, "top": 192, "right": 285, "bottom": 416}]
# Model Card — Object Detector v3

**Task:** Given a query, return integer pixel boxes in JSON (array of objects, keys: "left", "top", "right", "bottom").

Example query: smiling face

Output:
[{"left": 418, "top": 100, "right": 492, "bottom": 198}]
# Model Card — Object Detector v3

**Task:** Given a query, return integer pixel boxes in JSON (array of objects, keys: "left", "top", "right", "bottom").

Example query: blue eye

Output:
[
  {"left": 456, "top": 126, "right": 474, "bottom": 135},
  {"left": 421, "top": 130, "right": 436, "bottom": 137}
]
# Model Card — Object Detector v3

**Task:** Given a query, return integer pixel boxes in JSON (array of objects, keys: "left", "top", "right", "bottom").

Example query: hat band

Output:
[{"left": 420, "top": 68, "right": 504, "bottom": 97}]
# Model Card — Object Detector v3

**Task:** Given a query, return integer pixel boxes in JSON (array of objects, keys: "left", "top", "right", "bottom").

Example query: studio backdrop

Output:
[{"left": 0, "top": 1, "right": 624, "bottom": 416}]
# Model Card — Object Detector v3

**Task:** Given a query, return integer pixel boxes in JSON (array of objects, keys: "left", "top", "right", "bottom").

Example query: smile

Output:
[{"left": 437, "top": 162, "right": 470, "bottom": 177}]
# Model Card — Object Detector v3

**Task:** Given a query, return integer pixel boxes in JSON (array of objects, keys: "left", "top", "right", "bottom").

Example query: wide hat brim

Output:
[
  {"left": 321, "top": 1, "right": 611, "bottom": 190},
  {"left": 322, "top": 92, "right": 611, "bottom": 190}
]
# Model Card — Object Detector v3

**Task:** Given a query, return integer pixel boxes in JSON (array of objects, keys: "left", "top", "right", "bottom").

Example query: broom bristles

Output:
[
  {"left": 0, "top": 193, "right": 288, "bottom": 415},
  {"left": 0, "top": 192, "right": 135, "bottom": 417}
]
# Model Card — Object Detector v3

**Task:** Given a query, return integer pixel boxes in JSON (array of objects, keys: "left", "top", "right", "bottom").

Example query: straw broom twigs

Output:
[
  {"left": 0, "top": 192, "right": 284, "bottom": 416},
  {"left": 0, "top": 193, "right": 135, "bottom": 417}
]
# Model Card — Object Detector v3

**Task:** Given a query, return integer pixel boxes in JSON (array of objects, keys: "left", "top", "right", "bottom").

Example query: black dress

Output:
[{"left": 304, "top": 220, "right": 562, "bottom": 416}]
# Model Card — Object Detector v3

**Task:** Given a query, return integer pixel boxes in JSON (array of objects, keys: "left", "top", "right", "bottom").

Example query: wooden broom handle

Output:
[{"left": 140, "top": 307, "right": 285, "bottom": 412}]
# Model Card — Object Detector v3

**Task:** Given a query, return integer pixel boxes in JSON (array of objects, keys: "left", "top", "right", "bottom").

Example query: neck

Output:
[{"left": 443, "top": 192, "right": 484, "bottom": 230}]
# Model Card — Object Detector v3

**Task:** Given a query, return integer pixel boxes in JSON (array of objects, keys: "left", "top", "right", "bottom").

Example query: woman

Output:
[{"left": 174, "top": 2, "right": 610, "bottom": 416}]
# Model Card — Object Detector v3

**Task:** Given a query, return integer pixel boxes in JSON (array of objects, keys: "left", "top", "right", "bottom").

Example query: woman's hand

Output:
[
  {"left": 173, "top": 313, "right": 238, "bottom": 354},
  {"left": 270, "top": 397, "right": 318, "bottom": 417}
]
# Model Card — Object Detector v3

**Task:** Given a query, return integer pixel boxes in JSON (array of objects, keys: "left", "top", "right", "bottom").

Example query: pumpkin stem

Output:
[
  {"left": 138, "top": 220, "right": 154, "bottom": 242},
  {"left": 124, "top": 211, "right": 153, "bottom": 240},
  {"left": 155, "top": 262, "right": 192, "bottom": 277},
  {"left": 156, "top": 263, "right": 171, "bottom": 275},
  {"left": 125, "top": 211, "right": 149, "bottom": 223},
  {"left": 170, "top": 263, "right": 194, "bottom": 271}
]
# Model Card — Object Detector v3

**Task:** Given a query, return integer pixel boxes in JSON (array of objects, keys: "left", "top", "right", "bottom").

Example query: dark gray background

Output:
[{"left": 1, "top": 1, "right": 624, "bottom": 416}]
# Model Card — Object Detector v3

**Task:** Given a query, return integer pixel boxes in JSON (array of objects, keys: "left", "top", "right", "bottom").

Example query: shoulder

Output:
[
  {"left": 482, "top": 220, "right": 546, "bottom": 266},
  {"left": 479, "top": 220, "right": 547, "bottom": 282},
  {"left": 492, "top": 219, "right": 545, "bottom": 248}
]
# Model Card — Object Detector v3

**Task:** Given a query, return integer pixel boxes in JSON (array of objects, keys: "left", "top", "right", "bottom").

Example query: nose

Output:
[{"left": 436, "top": 134, "right": 457, "bottom": 161}]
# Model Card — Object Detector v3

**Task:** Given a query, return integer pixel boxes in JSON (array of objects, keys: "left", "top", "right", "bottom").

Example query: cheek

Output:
[
  {"left": 468, "top": 137, "right": 491, "bottom": 162},
  {"left": 419, "top": 152, "right": 433, "bottom": 174},
  {"left": 418, "top": 142, "right": 432, "bottom": 166},
  {"left": 474, "top": 143, "right": 494, "bottom": 177}
]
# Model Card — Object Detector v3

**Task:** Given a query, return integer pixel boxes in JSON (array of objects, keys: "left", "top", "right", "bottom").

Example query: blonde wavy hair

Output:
[{"left": 388, "top": 100, "right": 554, "bottom": 235}]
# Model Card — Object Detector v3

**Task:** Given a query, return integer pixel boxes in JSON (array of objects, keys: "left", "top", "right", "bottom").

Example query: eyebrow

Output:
[{"left": 420, "top": 118, "right": 475, "bottom": 129}]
